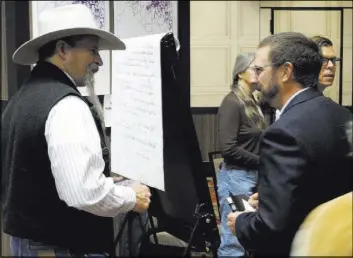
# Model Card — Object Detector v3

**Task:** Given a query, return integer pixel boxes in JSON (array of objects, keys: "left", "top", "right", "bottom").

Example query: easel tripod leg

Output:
[{"left": 148, "top": 215, "right": 159, "bottom": 244}]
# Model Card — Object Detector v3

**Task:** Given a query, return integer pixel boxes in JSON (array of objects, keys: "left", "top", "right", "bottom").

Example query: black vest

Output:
[{"left": 1, "top": 62, "right": 114, "bottom": 254}]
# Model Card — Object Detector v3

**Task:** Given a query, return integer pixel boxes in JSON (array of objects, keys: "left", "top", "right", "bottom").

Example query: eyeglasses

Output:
[
  {"left": 323, "top": 57, "right": 341, "bottom": 66},
  {"left": 249, "top": 64, "right": 272, "bottom": 76}
]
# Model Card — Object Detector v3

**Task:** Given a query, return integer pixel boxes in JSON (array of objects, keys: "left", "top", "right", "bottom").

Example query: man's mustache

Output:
[{"left": 88, "top": 63, "right": 99, "bottom": 73}]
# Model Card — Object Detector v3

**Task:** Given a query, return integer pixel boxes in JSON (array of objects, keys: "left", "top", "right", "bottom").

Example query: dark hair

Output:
[
  {"left": 311, "top": 35, "right": 333, "bottom": 48},
  {"left": 38, "top": 34, "right": 88, "bottom": 61},
  {"left": 259, "top": 32, "right": 323, "bottom": 88}
]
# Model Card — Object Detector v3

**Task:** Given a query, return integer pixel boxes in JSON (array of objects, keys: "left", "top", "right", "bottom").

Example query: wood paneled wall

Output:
[{"left": 192, "top": 109, "right": 220, "bottom": 161}]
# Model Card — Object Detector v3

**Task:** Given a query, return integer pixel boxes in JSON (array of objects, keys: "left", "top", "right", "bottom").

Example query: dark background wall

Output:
[
  {"left": 1, "top": 2, "right": 31, "bottom": 256},
  {"left": 1, "top": 1, "right": 31, "bottom": 111}
]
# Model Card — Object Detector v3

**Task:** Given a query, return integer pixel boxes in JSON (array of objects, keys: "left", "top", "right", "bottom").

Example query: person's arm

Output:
[
  {"left": 218, "top": 96, "right": 259, "bottom": 169},
  {"left": 235, "top": 128, "right": 308, "bottom": 254},
  {"left": 45, "top": 95, "right": 136, "bottom": 217}
]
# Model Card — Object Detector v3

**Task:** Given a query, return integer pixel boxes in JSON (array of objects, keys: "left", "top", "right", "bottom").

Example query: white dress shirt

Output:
[
  {"left": 275, "top": 87, "right": 310, "bottom": 121},
  {"left": 45, "top": 95, "right": 136, "bottom": 217}
]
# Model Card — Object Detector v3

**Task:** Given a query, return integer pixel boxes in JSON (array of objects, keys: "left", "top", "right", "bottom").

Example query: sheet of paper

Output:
[
  {"left": 103, "top": 94, "right": 112, "bottom": 127},
  {"left": 110, "top": 33, "right": 166, "bottom": 191}
]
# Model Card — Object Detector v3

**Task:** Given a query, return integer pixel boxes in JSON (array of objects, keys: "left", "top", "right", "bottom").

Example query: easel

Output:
[
  {"left": 139, "top": 32, "right": 220, "bottom": 257},
  {"left": 182, "top": 203, "right": 219, "bottom": 257},
  {"left": 111, "top": 32, "right": 221, "bottom": 257},
  {"left": 140, "top": 202, "right": 220, "bottom": 257}
]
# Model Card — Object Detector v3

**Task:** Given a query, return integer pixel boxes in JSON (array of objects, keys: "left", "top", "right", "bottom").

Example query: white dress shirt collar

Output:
[
  {"left": 63, "top": 71, "right": 76, "bottom": 86},
  {"left": 275, "top": 87, "right": 310, "bottom": 121}
]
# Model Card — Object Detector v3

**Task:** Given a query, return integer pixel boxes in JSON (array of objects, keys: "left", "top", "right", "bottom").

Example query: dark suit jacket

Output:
[{"left": 235, "top": 87, "right": 352, "bottom": 256}]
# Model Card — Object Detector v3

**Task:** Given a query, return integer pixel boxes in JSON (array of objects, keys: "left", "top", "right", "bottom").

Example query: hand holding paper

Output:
[
  {"left": 243, "top": 199, "right": 256, "bottom": 212},
  {"left": 227, "top": 197, "right": 256, "bottom": 236},
  {"left": 131, "top": 182, "right": 151, "bottom": 213},
  {"left": 115, "top": 179, "right": 151, "bottom": 213},
  {"left": 227, "top": 212, "right": 240, "bottom": 235},
  {"left": 248, "top": 192, "right": 259, "bottom": 209}
]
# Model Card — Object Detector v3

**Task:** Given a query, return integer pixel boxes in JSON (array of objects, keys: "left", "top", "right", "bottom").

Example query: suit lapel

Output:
[{"left": 281, "top": 87, "right": 323, "bottom": 117}]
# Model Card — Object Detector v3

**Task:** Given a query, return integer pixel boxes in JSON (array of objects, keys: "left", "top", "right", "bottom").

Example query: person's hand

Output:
[
  {"left": 227, "top": 211, "right": 244, "bottom": 235},
  {"left": 131, "top": 182, "right": 151, "bottom": 213},
  {"left": 248, "top": 192, "right": 259, "bottom": 209}
]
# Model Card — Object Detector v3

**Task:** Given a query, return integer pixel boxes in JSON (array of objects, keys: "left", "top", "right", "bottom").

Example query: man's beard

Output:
[
  {"left": 262, "top": 83, "right": 280, "bottom": 101},
  {"left": 260, "top": 74, "right": 280, "bottom": 105},
  {"left": 84, "top": 69, "right": 106, "bottom": 132}
]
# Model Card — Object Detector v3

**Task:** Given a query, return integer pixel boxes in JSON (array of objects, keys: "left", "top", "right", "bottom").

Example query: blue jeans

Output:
[
  {"left": 10, "top": 237, "right": 108, "bottom": 257},
  {"left": 217, "top": 164, "right": 258, "bottom": 257}
]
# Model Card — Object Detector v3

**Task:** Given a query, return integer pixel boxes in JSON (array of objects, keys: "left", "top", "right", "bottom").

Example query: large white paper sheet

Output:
[{"left": 111, "top": 33, "right": 166, "bottom": 191}]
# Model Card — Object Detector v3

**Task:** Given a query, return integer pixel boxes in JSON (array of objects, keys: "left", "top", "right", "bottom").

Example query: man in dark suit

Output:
[{"left": 226, "top": 32, "right": 352, "bottom": 256}]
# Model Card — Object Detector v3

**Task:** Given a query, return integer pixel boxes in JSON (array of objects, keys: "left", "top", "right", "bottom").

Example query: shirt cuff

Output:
[{"left": 115, "top": 185, "right": 136, "bottom": 213}]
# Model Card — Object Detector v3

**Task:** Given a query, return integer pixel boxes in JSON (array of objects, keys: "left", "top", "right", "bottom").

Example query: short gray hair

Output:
[{"left": 231, "top": 53, "right": 254, "bottom": 89}]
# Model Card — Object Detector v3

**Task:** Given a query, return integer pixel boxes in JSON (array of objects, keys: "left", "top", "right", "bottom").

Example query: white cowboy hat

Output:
[{"left": 13, "top": 4, "right": 126, "bottom": 65}]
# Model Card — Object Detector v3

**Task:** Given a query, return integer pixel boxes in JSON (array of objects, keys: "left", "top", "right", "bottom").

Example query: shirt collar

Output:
[
  {"left": 63, "top": 71, "right": 76, "bottom": 86},
  {"left": 275, "top": 87, "right": 310, "bottom": 121}
]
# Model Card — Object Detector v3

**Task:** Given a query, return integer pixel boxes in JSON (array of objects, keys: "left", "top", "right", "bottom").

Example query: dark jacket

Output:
[
  {"left": 235, "top": 87, "right": 352, "bottom": 256},
  {"left": 1, "top": 62, "right": 114, "bottom": 254}
]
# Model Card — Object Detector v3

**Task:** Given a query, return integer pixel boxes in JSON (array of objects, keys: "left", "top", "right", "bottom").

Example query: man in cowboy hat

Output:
[{"left": 1, "top": 4, "right": 151, "bottom": 257}]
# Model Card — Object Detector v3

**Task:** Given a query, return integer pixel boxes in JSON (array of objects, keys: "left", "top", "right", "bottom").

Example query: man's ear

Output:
[
  {"left": 56, "top": 40, "right": 67, "bottom": 60},
  {"left": 282, "top": 62, "right": 294, "bottom": 82}
]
